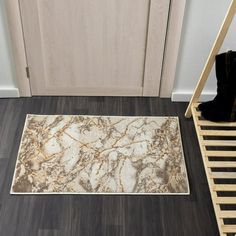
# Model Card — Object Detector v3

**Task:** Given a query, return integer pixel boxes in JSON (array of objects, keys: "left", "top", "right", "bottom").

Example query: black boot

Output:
[
  {"left": 201, "top": 51, "right": 236, "bottom": 122},
  {"left": 198, "top": 51, "right": 229, "bottom": 112}
]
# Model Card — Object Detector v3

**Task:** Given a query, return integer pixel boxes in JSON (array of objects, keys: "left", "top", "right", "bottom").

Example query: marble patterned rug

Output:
[{"left": 11, "top": 115, "right": 189, "bottom": 195}]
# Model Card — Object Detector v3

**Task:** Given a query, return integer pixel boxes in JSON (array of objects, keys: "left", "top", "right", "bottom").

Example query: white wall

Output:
[
  {"left": 172, "top": 0, "right": 236, "bottom": 102},
  {"left": 0, "top": 0, "right": 19, "bottom": 97}
]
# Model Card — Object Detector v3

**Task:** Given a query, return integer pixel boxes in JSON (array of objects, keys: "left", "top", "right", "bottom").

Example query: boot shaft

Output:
[
  {"left": 198, "top": 51, "right": 236, "bottom": 121},
  {"left": 215, "top": 51, "right": 236, "bottom": 95}
]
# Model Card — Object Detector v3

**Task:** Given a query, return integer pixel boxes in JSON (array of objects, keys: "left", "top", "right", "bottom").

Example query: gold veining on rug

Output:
[{"left": 11, "top": 115, "right": 189, "bottom": 194}]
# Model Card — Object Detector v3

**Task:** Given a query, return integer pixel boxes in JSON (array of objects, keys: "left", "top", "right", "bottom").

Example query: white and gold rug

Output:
[{"left": 11, "top": 115, "right": 189, "bottom": 194}]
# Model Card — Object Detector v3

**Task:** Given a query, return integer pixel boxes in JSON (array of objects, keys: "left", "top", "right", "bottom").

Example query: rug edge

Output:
[
  {"left": 10, "top": 191, "right": 191, "bottom": 195},
  {"left": 10, "top": 115, "right": 190, "bottom": 195},
  {"left": 25, "top": 114, "right": 181, "bottom": 119},
  {"left": 10, "top": 114, "right": 30, "bottom": 194},
  {"left": 176, "top": 119, "right": 191, "bottom": 195}
]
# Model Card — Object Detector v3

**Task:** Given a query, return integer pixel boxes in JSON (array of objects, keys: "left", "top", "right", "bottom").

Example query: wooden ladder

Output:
[{"left": 185, "top": 1, "right": 236, "bottom": 235}]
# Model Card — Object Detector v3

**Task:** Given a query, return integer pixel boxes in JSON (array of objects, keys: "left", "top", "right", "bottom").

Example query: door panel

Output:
[{"left": 19, "top": 0, "right": 169, "bottom": 96}]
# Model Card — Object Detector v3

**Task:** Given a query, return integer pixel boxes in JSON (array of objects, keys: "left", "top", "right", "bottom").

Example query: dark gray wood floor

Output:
[{"left": 0, "top": 97, "right": 219, "bottom": 236}]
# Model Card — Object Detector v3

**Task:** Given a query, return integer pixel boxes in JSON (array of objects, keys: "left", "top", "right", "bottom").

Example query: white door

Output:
[{"left": 19, "top": 0, "right": 170, "bottom": 96}]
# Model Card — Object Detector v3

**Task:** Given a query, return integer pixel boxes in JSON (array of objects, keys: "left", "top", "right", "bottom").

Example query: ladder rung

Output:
[
  {"left": 207, "top": 161, "right": 236, "bottom": 168},
  {"left": 203, "top": 140, "right": 236, "bottom": 146},
  {"left": 194, "top": 111, "right": 201, "bottom": 117},
  {"left": 219, "top": 211, "right": 236, "bottom": 218},
  {"left": 215, "top": 197, "right": 236, "bottom": 204},
  {"left": 192, "top": 103, "right": 199, "bottom": 108},
  {"left": 205, "top": 151, "right": 236, "bottom": 157},
  {"left": 200, "top": 130, "right": 236, "bottom": 136},
  {"left": 209, "top": 172, "right": 236, "bottom": 179},
  {"left": 197, "top": 120, "right": 236, "bottom": 127},
  {"left": 213, "top": 184, "right": 236, "bottom": 191},
  {"left": 222, "top": 225, "right": 236, "bottom": 233}
]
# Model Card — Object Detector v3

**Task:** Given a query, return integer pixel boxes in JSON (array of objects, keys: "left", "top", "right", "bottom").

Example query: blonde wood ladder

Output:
[{"left": 185, "top": 1, "right": 236, "bottom": 235}]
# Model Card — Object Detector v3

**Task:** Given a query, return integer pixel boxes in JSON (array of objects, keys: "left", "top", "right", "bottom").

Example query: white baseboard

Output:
[
  {"left": 0, "top": 87, "right": 20, "bottom": 98},
  {"left": 171, "top": 90, "right": 216, "bottom": 102}
]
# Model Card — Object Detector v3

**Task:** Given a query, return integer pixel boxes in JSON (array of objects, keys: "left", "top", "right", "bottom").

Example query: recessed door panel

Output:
[{"left": 19, "top": 0, "right": 169, "bottom": 96}]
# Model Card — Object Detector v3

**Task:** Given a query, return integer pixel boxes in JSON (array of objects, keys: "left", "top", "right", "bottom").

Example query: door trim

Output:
[
  {"left": 5, "top": 0, "right": 31, "bottom": 97},
  {"left": 143, "top": 0, "right": 170, "bottom": 96},
  {"left": 160, "top": 0, "right": 186, "bottom": 97},
  {"left": 6, "top": 0, "right": 186, "bottom": 98}
]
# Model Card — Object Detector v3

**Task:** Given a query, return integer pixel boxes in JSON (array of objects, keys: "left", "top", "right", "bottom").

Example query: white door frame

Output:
[
  {"left": 5, "top": 0, "right": 31, "bottom": 96},
  {"left": 5, "top": 0, "right": 186, "bottom": 97},
  {"left": 160, "top": 0, "right": 186, "bottom": 97}
]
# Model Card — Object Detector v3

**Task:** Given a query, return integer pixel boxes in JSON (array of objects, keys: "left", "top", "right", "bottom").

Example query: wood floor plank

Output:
[
  {"left": 0, "top": 97, "right": 219, "bottom": 236},
  {"left": 37, "top": 229, "right": 62, "bottom": 236}
]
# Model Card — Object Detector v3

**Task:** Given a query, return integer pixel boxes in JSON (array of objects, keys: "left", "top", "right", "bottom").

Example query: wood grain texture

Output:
[
  {"left": 191, "top": 103, "right": 236, "bottom": 236},
  {"left": 191, "top": 105, "right": 225, "bottom": 236},
  {"left": 143, "top": 0, "right": 170, "bottom": 96},
  {"left": 0, "top": 97, "right": 219, "bottom": 236},
  {"left": 159, "top": 0, "right": 186, "bottom": 98},
  {"left": 20, "top": 0, "right": 167, "bottom": 96},
  {"left": 7, "top": 0, "right": 187, "bottom": 98}
]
